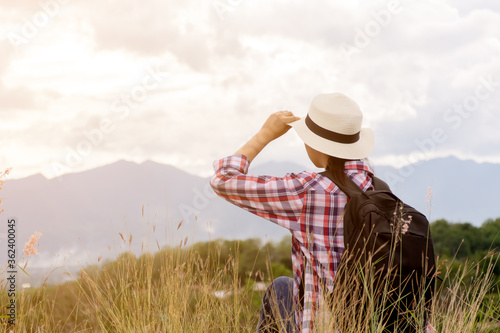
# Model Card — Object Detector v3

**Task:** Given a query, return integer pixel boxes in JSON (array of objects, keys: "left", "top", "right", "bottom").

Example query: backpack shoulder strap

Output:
[
  {"left": 320, "top": 171, "right": 392, "bottom": 198},
  {"left": 372, "top": 177, "right": 391, "bottom": 192},
  {"left": 319, "top": 171, "right": 363, "bottom": 198}
]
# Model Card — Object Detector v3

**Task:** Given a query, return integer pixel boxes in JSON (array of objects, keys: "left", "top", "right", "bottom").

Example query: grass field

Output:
[{"left": 1, "top": 237, "right": 499, "bottom": 333}]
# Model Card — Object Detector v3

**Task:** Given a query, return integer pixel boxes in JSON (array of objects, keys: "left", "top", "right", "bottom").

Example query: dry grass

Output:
[
  {"left": 0, "top": 241, "right": 263, "bottom": 332},
  {"left": 1, "top": 239, "right": 499, "bottom": 333}
]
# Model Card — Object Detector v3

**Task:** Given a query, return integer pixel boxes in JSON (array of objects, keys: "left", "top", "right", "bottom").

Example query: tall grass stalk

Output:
[{"left": 1, "top": 240, "right": 499, "bottom": 332}]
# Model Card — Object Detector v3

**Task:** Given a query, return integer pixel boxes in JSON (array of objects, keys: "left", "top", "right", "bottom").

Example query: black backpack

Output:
[{"left": 321, "top": 171, "right": 436, "bottom": 332}]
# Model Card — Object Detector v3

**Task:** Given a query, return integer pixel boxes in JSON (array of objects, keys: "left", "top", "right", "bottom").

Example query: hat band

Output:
[{"left": 305, "top": 115, "right": 360, "bottom": 144}]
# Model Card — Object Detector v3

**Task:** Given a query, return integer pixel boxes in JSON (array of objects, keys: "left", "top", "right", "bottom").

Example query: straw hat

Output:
[{"left": 290, "top": 93, "right": 374, "bottom": 160}]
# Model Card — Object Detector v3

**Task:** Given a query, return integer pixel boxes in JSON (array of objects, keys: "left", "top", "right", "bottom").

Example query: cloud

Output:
[
  {"left": 210, "top": 1, "right": 353, "bottom": 45},
  {"left": 452, "top": 0, "right": 500, "bottom": 16},
  {"left": 1, "top": 0, "right": 500, "bottom": 179},
  {"left": 0, "top": 0, "right": 43, "bottom": 13},
  {"left": 0, "top": 41, "right": 14, "bottom": 75},
  {"left": 70, "top": 0, "right": 213, "bottom": 72},
  {"left": 0, "top": 85, "right": 38, "bottom": 110},
  {"left": 0, "top": 41, "right": 49, "bottom": 112}
]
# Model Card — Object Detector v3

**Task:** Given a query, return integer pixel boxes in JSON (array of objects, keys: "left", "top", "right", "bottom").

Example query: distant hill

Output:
[
  {"left": 374, "top": 157, "right": 500, "bottom": 225},
  {"left": 0, "top": 157, "right": 498, "bottom": 285}
]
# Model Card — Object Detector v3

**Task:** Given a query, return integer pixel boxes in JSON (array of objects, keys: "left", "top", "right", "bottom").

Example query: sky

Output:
[{"left": 1, "top": 0, "right": 500, "bottom": 180}]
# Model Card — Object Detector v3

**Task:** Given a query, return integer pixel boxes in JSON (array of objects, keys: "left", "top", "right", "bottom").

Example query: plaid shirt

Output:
[{"left": 211, "top": 154, "right": 374, "bottom": 332}]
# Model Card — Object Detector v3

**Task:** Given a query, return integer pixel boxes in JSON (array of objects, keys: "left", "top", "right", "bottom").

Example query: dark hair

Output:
[{"left": 325, "top": 156, "right": 353, "bottom": 186}]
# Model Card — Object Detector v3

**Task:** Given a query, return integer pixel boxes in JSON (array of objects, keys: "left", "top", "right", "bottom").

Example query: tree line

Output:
[{"left": 431, "top": 218, "right": 500, "bottom": 260}]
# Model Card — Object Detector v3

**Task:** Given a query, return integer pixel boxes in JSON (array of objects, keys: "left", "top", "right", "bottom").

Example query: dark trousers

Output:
[{"left": 256, "top": 276, "right": 296, "bottom": 333}]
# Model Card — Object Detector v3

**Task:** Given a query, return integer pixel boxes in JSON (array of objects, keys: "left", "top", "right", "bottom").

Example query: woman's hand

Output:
[
  {"left": 259, "top": 111, "right": 301, "bottom": 142},
  {"left": 234, "top": 111, "right": 300, "bottom": 163}
]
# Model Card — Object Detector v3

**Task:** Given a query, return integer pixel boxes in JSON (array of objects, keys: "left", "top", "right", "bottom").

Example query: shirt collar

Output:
[{"left": 344, "top": 159, "right": 374, "bottom": 175}]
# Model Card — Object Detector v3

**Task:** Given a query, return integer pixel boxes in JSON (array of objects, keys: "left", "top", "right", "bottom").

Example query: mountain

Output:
[
  {"left": 373, "top": 157, "right": 500, "bottom": 225},
  {"left": 0, "top": 160, "right": 290, "bottom": 285},
  {"left": 0, "top": 157, "right": 498, "bottom": 286}
]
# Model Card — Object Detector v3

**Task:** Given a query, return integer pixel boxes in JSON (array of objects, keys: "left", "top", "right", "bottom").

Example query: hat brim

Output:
[{"left": 289, "top": 118, "right": 374, "bottom": 160}]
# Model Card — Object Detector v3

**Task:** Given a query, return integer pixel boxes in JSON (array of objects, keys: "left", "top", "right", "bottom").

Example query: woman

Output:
[{"left": 210, "top": 93, "right": 375, "bottom": 332}]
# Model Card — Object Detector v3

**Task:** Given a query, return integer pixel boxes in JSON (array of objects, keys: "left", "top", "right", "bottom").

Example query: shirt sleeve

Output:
[{"left": 210, "top": 154, "right": 306, "bottom": 231}]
